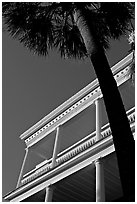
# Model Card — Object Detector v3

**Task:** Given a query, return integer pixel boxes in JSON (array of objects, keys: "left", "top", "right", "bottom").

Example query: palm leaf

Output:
[
  {"left": 2, "top": 2, "right": 57, "bottom": 56},
  {"left": 2, "top": 2, "right": 135, "bottom": 58},
  {"left": 53, "top": 11, "right": 87, "bottom": 59},
  {"left": 99, "top": 2, "right": 135, "bottom": 39}
]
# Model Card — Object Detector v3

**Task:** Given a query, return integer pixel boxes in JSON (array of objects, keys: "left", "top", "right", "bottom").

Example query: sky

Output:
[{"left": 2, "top": 17, "right": 131, "bottom": 201}]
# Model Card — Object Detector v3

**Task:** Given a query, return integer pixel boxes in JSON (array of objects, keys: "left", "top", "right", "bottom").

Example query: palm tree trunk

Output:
[
  {"left": 90, "top": 46, "right": 135, "bottom": 201},
  {"left": 75, "top": 9, "right": 135, "bottom": 201}
]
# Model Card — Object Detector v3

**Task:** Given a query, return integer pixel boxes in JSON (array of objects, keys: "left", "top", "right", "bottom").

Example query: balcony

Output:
[{"left": 21, "top": 106, "right": 134, "bottom": 186}]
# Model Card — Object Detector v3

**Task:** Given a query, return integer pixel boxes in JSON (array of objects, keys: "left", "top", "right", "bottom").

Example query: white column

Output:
[
  {"left": 51, "top": 126, "right": 61, "bottom": 168},
  {"left": 95, "top": 99, "right": 105, "bottom": 201},
  {"left": 45, "top": 126, "right": 61, "bottom": 202},
  {"left": 95, "top": 158, "right": 105, "bottom": 202},
  {"left": 95, "top": 99, "right": 102, "bottom": 141},
  {"left": 16, "top": 148, "right": 28, "bottom": 188},
  {"left": 45, "top": 186, "right": 53, "bottom": 202}
]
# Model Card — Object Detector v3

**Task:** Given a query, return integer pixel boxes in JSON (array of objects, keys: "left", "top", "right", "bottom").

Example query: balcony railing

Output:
[{"left": 21, "top": 107, "right": 135, "bottom": 186}]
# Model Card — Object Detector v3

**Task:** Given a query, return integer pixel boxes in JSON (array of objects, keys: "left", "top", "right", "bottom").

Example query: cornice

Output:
[
  {"left": 25, "top": 62, "right": 132, "bottom": 147},
  {"left": 20, "top": 52, "right": 133, "bottom": 145}
]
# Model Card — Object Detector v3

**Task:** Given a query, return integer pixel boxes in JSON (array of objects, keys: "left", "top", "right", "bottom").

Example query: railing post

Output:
[
  {"left": 95, "top": 158, "right": 105, "bottom": 202},
  {"left": 51, "top": 126, "right": 61, "bottom": 168},
  {"left": 16, "top": 148, "right": 28, "bottom": 188}
]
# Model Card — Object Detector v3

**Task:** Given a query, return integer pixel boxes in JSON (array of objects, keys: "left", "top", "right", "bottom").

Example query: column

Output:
[
  {"left": 45, "top": 126, "right": 61, "bottom": 202},
  {"left": 95, "top": 158, "right": 105, "bottom": 202},
  {"left": 95, "top": 99, "right": 102, "bottom": 141},
  {"left": 51, "top": 126, "right": 61, "bottom": 168},
  {"left": 45, "top": 186, "right": 54, "bottom": 202},
  {"left": 95, "top": 99, "right": 105, "bottom": 201},
  {"left": 16, "top": 148, "right": 28, "bottom": 188}
]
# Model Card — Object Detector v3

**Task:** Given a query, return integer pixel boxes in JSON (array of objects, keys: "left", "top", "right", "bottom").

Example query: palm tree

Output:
[{"left": 3, "top": 2, "right": 135, "bottom": 201}]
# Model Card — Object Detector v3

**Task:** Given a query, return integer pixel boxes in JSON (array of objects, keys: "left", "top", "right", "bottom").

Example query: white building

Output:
[{"left": 4, "top": 53, "right": 135, "bottom": 202}]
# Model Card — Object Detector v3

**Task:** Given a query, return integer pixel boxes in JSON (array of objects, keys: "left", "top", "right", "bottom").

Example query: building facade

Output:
[{"left": 4, "top": 53, "right": 135, "bottom": 202}]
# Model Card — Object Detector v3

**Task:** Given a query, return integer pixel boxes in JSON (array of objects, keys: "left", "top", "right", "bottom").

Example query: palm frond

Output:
[
  {"left": 2, "top": 2, "right": 58, "bottom": 56},
  {"left": 2, "top": 2, "right": 135, "bottom": 58},
  {"left": 53, "top": 10, "right": 87, "bottom": 59},
  {"left": 99, "top": 2, "right": 135, "bottom": 39},
  {"left": 76, "top": 2, "right": 134, "bottom": 50}
]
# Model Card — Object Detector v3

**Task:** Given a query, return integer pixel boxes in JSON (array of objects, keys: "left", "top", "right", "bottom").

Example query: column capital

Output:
[
  {"left": 46, "top": 185, "right": 56, "bottom": 191},
  {"left": 55, "top": 124, "right": 63, "bottom": 132},
  {"left": 94, "top": 157, "right": 103, "bottom": 165},
  {"left": 95, "top": 97, "right": 101, "bottom": 103},
  {"left": 95, "top": 98, "right": 99, "bottom": 102},
  {"left": 56, "top": 126, "right": 60, "bottom": 133}
]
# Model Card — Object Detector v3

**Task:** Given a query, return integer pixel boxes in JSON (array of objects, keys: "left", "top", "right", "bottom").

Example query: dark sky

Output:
[{"left": 2, "top": 26, "right": 130, "bottom": 200}]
